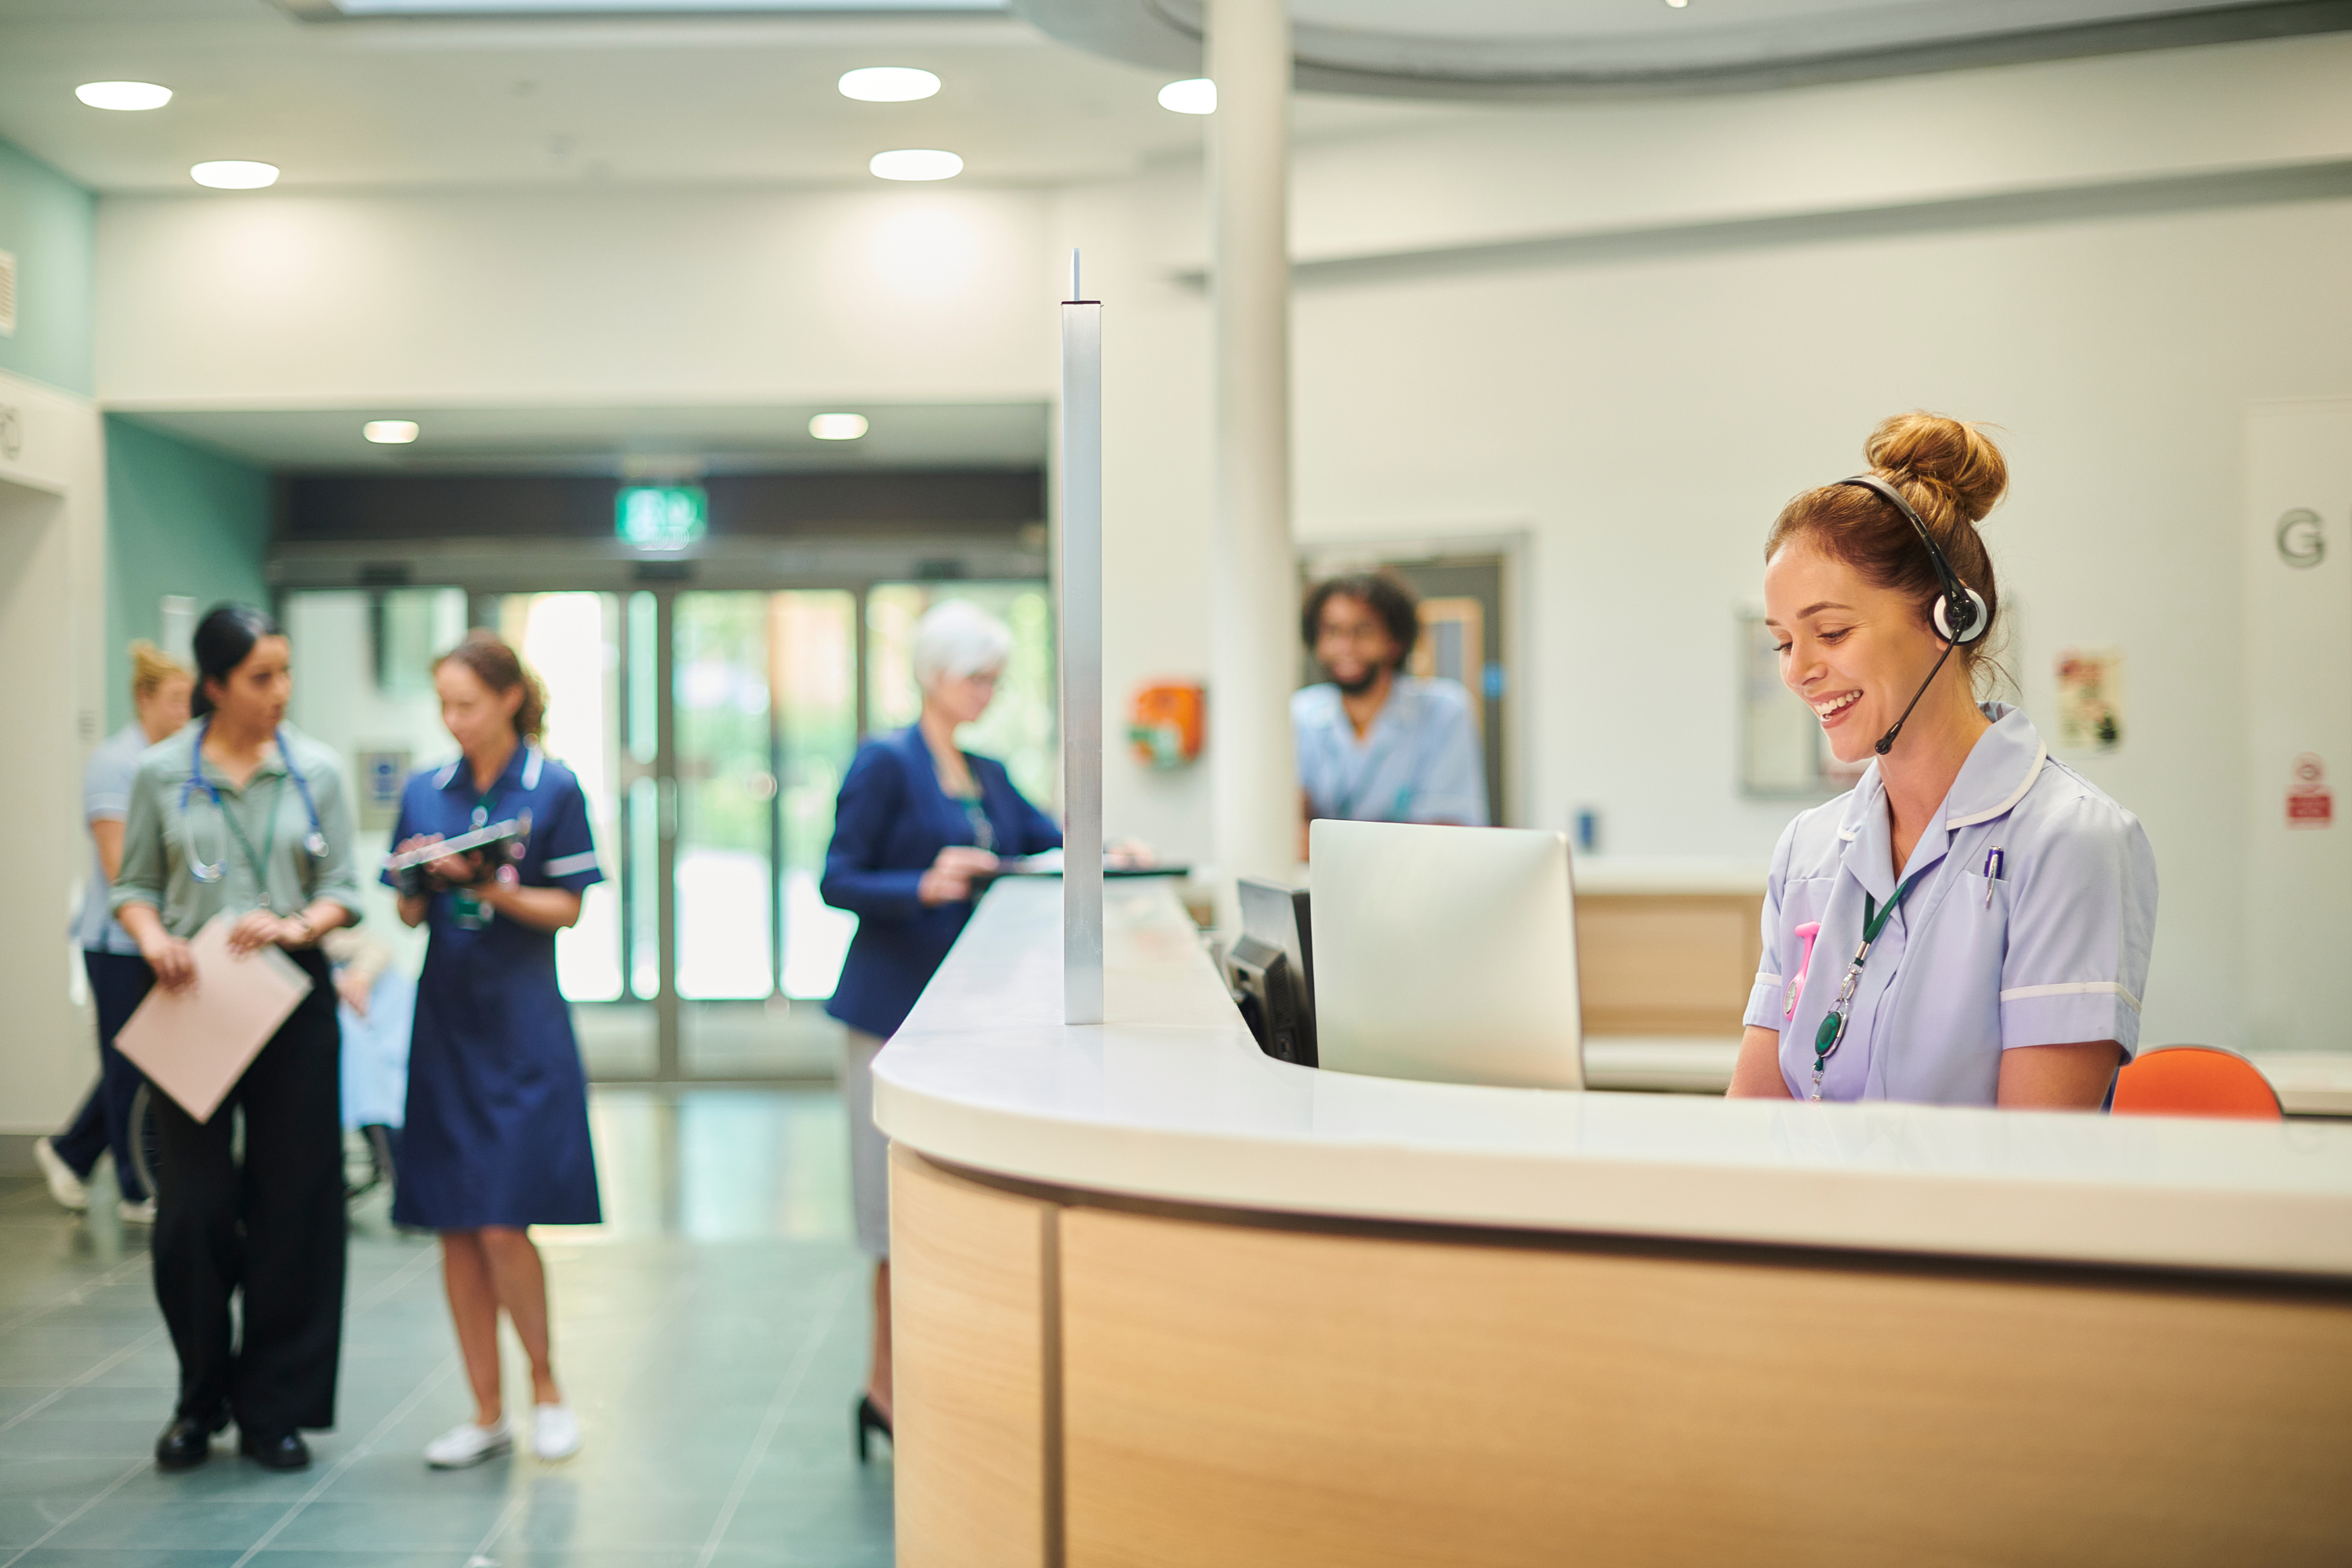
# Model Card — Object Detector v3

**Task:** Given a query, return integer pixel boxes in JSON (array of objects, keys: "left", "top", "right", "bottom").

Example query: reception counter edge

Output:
[{"left": 872, "top": 878, "right": 2352, "bottom": 1282}]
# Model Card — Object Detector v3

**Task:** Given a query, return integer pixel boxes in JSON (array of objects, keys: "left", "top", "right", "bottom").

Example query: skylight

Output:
[{"left": 310, "top": 0, "right": 1004, "bottom": 14}]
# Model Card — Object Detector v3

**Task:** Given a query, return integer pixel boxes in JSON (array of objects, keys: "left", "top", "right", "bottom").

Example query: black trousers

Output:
[
  {"left": 53, "top": 951, "right": 156, "bottom": 1202},
  {"left": 150, "top": 948, "right": 347, "bottom": 1435}
]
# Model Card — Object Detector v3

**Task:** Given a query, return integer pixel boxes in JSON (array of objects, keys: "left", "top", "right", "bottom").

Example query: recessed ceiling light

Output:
[
  {"left": 75, "top": 82, "right": 172, "bottom": 111},
  {"left": 840, "top": 67, "right": 941, "bottom": 103},
  {"left": 190, "top": 160, "right": 279, "bottom": 190},
  {"left": 1667, "top": 0, "right": 1689, "bottom": 8},
  {"left": 363, "top": 420, "right": 420, "bottom": 445},
  {"left": 869, "top": 149, "right": 961, "bottom": 182},
  {"left": 809, "top": 414, "right": 869, "bottom": 441},
  {"left": 1158, "top": 78, "right": 1216, "bottom": 114}
]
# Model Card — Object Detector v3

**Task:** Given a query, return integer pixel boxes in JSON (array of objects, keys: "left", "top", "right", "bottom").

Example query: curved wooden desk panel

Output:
[
  {"left": 890, "top": 1149, "right": 1056, "bottom": 1568},
  {"left": 879, "top": 881, "right": 2352, "bottom": 1566},
  {"left": 895, "top": 1147, "right": 2352, "bottom": 1568}
]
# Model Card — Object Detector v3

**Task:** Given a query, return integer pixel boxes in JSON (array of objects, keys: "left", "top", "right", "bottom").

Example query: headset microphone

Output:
[{"left": 1831, "top": 475, "right": 1988, "bottom": 757}]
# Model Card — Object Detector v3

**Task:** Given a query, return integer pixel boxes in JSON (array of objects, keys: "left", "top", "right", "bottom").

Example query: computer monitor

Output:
[
  {"left": 1307, "top": 819, "right": 1583, "bottom": 1090},
  {"left": 1230, "top": 878, "right": 1316, "bottom": 1067}
]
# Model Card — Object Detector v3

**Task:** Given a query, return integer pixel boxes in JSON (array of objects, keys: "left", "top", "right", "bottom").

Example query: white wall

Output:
[
  {"left": 1064, "top": 32, "right": 2352, "bottom": 1051},
  {"left": 0, "top": 368, "right": 110, "bottom": 1134},
  {"left": 78, "top": 31, "right": 2352, "bottom": 1051},
  {"left": 96, "top": 185, "right": 1060, "bottom": 409}
]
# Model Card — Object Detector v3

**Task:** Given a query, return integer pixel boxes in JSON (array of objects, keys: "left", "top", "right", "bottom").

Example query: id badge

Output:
[{"left": 450, "top": 890, "right": 493, "bottom": 931}]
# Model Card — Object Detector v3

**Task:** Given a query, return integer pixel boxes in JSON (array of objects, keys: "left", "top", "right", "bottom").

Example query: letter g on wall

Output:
[{"left": 2276, "top": 507, "right": 2325, "bottom": 568}]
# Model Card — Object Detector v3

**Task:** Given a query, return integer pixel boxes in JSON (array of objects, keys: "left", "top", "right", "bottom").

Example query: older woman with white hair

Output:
[{"left": 821, "top": 599, "right": 1061, "bottom": 1460}]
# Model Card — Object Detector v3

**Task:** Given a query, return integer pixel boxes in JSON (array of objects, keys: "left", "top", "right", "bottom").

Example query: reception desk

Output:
[{"left": 873, "top": 879, "right": 2352, "bottom": 1568}]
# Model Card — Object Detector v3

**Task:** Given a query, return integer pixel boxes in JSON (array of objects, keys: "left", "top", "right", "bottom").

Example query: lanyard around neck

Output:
[
  {"left": 1807, "top": 869, "right": 1926, "bottom": 1102},
  {"left": 216, "top": 770, "right": 291, "bottom": 909}
]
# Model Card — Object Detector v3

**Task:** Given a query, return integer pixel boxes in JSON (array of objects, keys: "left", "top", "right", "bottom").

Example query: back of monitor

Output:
[
  {"left": 1308, "top": 819, "right": 1582, "bottom": 1090},
  {"left": 1232, "top": 877, "right": 1315, "bottom": 1066}
]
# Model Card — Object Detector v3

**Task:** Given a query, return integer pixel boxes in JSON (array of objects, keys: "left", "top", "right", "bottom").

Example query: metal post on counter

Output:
[{"left": 1061, "top": 249, "right": 1105, "bottom": 1025}]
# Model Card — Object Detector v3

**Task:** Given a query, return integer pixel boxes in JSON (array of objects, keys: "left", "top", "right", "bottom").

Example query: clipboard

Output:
[
  {"left": 114, "top": 914, "right": 315, "bottom": 1124},
  {"left": 970, "top": 849, "right": 1190, "bottom": 886}
]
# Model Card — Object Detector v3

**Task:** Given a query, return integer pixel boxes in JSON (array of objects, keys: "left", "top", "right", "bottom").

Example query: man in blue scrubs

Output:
[{"left": 1294, "top": 572, "right": 1488, "bottom": 855}]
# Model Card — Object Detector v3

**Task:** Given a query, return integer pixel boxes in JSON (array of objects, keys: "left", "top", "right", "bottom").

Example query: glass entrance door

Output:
[{"left": 289, "top": 578, "right": 1052, "bottom": 1083}]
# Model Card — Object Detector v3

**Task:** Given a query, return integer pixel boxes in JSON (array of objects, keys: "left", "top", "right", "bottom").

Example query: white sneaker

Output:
[
  {"left": 423, "top": 1417, "right": 510, "bottom": 1469},
  {"left": 118, "top": 1198, "right": 156, "bottom": 1225},
  {"left": 34, "top": 1138, "right": 89, "bottom": 1211},
  {"left": 532, "top": 1403, "right": 581, "bottom": 1461}
]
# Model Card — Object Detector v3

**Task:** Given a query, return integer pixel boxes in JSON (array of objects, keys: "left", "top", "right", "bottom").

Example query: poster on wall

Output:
[{"left": 2054, "top": 648, "right": 2124, "bottom": 752}]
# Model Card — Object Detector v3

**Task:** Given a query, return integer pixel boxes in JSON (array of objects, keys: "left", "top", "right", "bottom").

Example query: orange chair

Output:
[{"left": 2112, "top": 1046, "right": 2283, "bottom": 1121}]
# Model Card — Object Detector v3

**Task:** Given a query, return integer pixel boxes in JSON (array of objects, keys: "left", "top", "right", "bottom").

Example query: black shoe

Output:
[
  {"left": 238, "top": 1429, "right": 310, "bottom": 1470},
  {"left": 855, "top": 1395, "right": 891, "bottom": 1465},
  {"left": 155, "top": 1415, "right": 216, "bottom": 1471}
]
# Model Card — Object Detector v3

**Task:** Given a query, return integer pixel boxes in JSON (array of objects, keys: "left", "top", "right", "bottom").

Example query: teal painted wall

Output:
[
  {"left": 0, "top": 138, "right": 95, "bottom": 397},
  {"left": 104, "top": 416, "right": 273, "bottom": 731}
]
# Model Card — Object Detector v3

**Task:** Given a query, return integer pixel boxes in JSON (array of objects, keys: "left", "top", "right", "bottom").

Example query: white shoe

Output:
[
  {"left": 34, "top": 1138, "right": 90, "bottom": 1211},
  {"left": 118, "top": 1198, "right": 156, "bottom": 1225},
  {"left": 532, "top": 1403, "right": 581, "bottom": 1461},
  {"left": 423, "top": 1417, "right": 510, "bottom": 1469}
]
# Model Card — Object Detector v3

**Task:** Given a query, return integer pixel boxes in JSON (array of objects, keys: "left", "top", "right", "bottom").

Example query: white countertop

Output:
[{"left": 873, "top": 879, "right": 2352, "bottom": 1281}]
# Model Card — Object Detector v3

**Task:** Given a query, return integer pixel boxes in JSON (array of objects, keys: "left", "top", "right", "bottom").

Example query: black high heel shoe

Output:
[{"left": 855, "top": 1395, "right": 892, "bottom": 1464}]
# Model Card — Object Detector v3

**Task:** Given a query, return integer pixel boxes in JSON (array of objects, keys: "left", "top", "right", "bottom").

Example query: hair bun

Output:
[{"left": 1864, "top": 412, "right": 2008, "bottom": 524}]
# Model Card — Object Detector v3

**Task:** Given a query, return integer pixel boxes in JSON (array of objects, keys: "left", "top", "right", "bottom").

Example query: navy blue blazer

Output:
[{"left": 822, "top": 726, "right": 1062, "bottom": 1039}]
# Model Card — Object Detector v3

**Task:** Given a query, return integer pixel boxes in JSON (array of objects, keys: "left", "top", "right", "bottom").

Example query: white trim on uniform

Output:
[
  {"left": 433, "top": 757, "right": 461, "bottom": 788},
  {"left": 1998, "top": 979, "right": 2142, "bottom": 1014},
  {"left": 543, "top": 851, "right": 600, "bottom": 878},
  {"left": 1947, "top": 743, "right": 2048, "bottom": 829},
  {"left": 522, "top": 746, "right": 544, "bottom": 790}
]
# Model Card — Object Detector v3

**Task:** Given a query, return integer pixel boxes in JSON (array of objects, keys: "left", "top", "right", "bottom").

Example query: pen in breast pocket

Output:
[{"left": 1983, "top": 847, "right": 2005, "bottom": 906}]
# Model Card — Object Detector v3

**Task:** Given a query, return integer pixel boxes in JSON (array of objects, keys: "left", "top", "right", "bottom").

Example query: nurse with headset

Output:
[
  {"left": 114, "top": 605, "right": 362, "bottom": 1471},
  {"left": 1727, "top": 414, "right": 2157, "bottom": 1108}
]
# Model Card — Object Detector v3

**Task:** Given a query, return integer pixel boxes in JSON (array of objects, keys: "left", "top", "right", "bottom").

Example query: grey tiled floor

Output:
[{"left": 0, "top": 1087, "right": 891, "bottom": 1568}]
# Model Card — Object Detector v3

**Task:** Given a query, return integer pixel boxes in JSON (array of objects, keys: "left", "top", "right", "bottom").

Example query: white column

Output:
[{"left": 1207, "top": 0, "right": 1299, "bottom": 895}]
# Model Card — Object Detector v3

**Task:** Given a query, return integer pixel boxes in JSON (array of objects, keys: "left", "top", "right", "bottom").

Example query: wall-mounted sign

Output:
[
  {"left": 2288, "top": 753, "right": 2334, "bottom": 829},
  {"left": 2277, "top": 507, "right": 2325, "bottom": 569},
  {"left": 616, "top": 485, "right": 707, "bottom": 551},
  {"left": 355, "top": 746, "right": 412, "bottom": 831},
  {"left": 2055, "top": 647, "right": 2124, "bottom": 753}
]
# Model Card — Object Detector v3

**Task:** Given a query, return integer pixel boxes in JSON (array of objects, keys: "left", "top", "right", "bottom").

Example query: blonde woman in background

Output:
[
  {"left": 821, "top": 601, "right": 1063, "bottom": 1461},
  {"left": 35, "top": 641, "right": 194, "bottom": 1225}
]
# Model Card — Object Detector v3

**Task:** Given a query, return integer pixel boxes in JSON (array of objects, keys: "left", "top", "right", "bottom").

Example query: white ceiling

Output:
[
  {"left": 117, "top": 401, "right": 1051, "bottom": 473},
  {"left": 0, "top": 0, "right": 1450, "bottom": 194},
  {"left": 1018, "top": 0, "right": 2350, "bottom": 98}
]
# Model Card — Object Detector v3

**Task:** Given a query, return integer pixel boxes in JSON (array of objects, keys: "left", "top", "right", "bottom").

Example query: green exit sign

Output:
[{"left": 616, "top": 485, "right": 707, "bottom": 550}]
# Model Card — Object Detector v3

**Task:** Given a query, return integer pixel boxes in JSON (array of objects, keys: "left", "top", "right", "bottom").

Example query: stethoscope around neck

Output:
[{"left": 179, "top": 717, "right": 328, "bottom": 884}]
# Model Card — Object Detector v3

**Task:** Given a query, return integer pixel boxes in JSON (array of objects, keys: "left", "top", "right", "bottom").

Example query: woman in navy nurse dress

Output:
[{"left": 387, "top": 631, "right": 604, "bottom": 1472}]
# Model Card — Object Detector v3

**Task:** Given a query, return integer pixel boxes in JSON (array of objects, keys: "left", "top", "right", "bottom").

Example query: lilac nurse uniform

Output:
[{"left": 1746, "top": 704, "right": 2158, "bottom": 1105}]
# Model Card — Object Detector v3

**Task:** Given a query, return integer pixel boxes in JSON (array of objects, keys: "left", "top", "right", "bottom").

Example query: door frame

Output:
[{"left": 1298, "top": 526, "right": 1533, "bottom": 831}]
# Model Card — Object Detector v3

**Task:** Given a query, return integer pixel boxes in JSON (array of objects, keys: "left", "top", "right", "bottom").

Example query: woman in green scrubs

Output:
[{"left": 113, "top": 605, "right": 363, "bottom": 1474}]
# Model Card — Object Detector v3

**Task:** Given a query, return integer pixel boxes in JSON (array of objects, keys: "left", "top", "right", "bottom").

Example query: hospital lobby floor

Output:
[{"left": 0, "top": 1087, "right": 893, "bottom": 1568}]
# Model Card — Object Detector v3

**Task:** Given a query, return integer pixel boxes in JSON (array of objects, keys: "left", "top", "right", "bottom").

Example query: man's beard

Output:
[{"left": 1327, "top": 664, "right": 1385, "bottom": 697}]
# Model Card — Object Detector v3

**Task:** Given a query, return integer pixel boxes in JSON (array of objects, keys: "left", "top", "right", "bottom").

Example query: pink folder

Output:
[{"left": 114, "top": 915, "right": 315, "bottom": 1123}]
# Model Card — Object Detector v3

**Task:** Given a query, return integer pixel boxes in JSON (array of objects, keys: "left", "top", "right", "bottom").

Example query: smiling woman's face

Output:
[{"left": 1763, "top": 540, "right": 1950, "bottom": 764}]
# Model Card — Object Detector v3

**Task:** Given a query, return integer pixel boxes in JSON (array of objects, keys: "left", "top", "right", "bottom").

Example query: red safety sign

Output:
[{"left": 2287, "top": 753, "right": 2334, "bottom": 829}]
